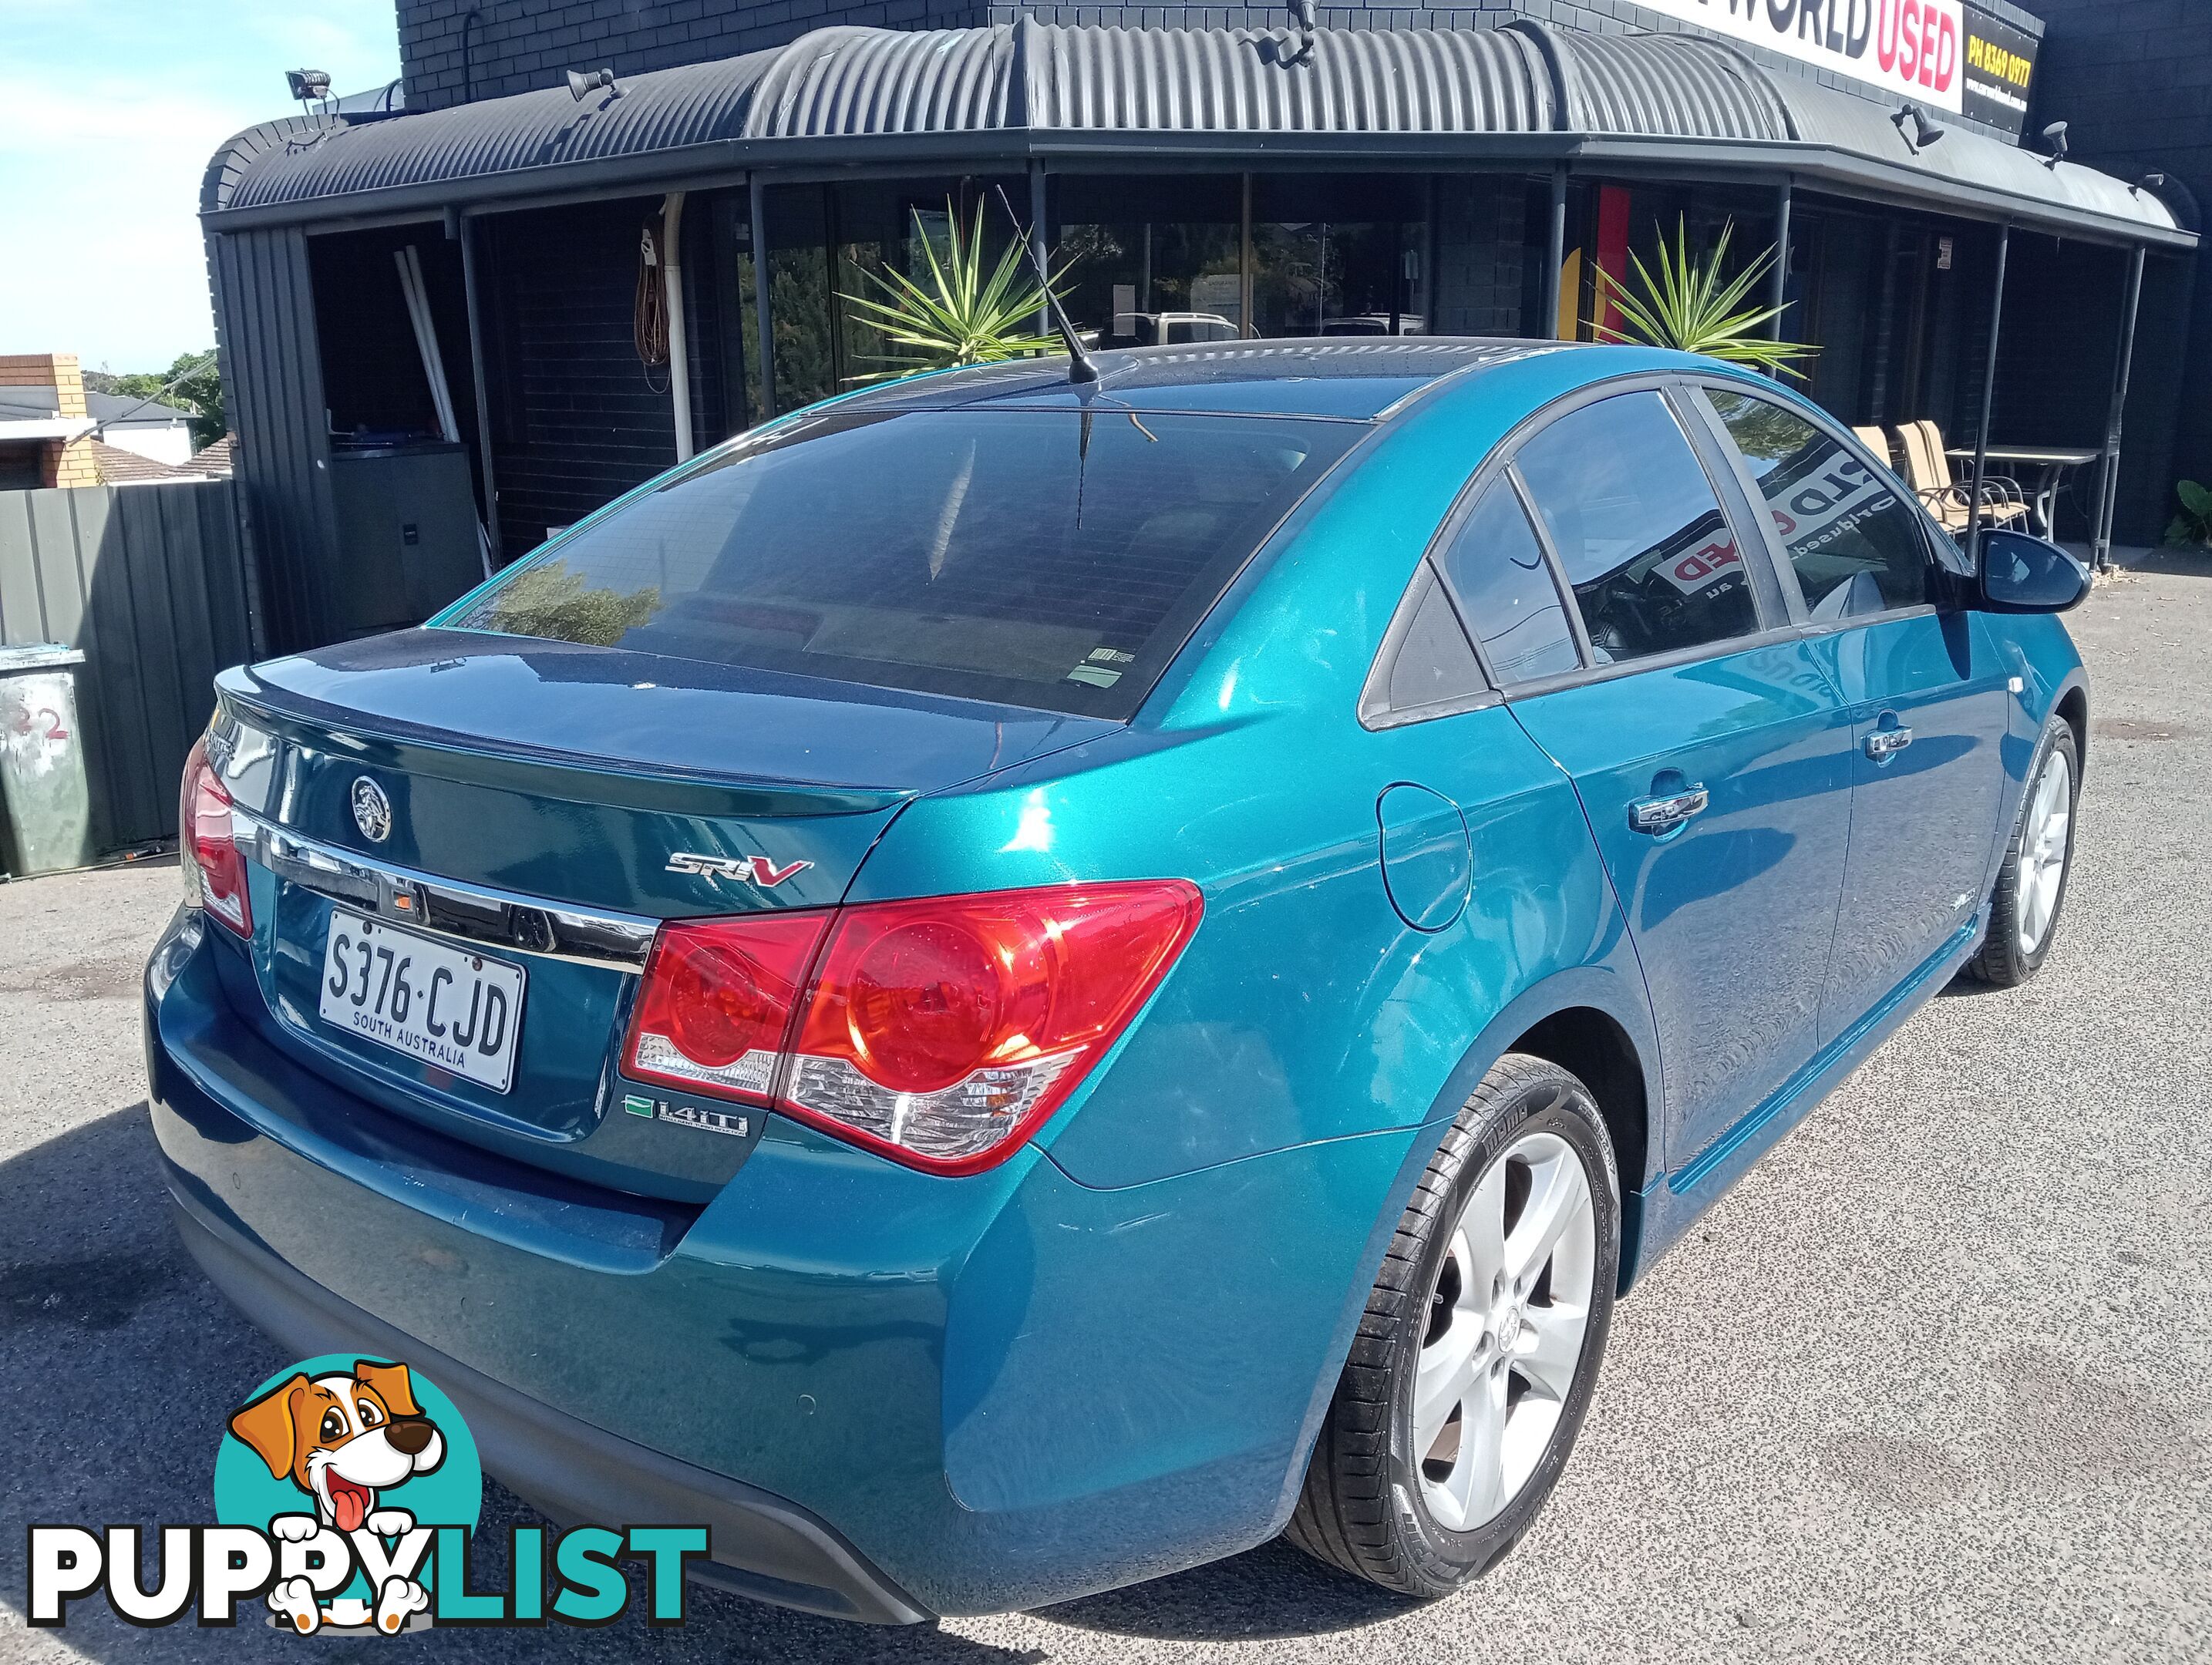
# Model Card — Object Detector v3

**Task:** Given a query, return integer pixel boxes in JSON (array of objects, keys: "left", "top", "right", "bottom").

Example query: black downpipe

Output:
[{"left": 460, "top": 9, "right": 480, "bottom": 105}]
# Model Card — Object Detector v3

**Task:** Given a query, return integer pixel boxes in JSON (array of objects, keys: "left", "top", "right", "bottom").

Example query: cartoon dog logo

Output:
[{"left": 227, "top": 1359, "right": 445, "bottom": 1633}]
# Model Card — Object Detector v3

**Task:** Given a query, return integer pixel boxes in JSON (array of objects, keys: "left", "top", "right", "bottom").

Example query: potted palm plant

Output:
[
  {"left": 1595, "top": 217, "right": 1816, "bottom": 379},
  {"left": 840, "top": 200, "right": 1066, "bottom": 382}
]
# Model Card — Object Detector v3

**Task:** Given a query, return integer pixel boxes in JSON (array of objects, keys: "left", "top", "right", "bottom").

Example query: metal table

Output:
[{"left": 1948, "top": 446, "right": 2101, "bottom": 539}]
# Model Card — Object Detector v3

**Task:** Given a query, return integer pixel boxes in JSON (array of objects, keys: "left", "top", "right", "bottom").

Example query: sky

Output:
[{"left": 0, "top": 1, "right": 402, "bottom": 373}]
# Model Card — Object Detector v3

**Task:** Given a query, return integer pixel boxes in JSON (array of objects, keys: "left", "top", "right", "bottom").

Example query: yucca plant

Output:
[
  {"left": 1594, "top": 217, "right": 1816, "bottom": 379},
  {"left": 840, "top": 200, "right": 1064, "bottom": 382}
]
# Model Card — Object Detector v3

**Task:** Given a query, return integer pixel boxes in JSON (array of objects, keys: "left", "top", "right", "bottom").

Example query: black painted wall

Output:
[
  {"left": 2027, "top": 0, "right": 2209, "bottom": 546},
  {"left": 474, "top": 194, "right": 732, "bottom": 554}
]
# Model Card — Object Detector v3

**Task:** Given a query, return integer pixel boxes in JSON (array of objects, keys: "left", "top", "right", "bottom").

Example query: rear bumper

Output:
[
  {"left": 165, "top": 1186, "right": 928, "bottom": 1624},
  {"left": 146, "top": 905, "right": 1416, "bottom": 1616}
]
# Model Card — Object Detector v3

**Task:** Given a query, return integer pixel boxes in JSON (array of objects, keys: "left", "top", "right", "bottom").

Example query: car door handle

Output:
[
  {"left": 1627, "top": 786, "right": 1709, "bottom": 835},
  {"left": 1864, "top": 726, "right": 1914, "bottom": 761}
]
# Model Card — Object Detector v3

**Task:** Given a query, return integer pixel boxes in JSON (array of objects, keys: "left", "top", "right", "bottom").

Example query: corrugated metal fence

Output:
[{"left": 0, "top": 480, "right": 261, "bottom": 850}]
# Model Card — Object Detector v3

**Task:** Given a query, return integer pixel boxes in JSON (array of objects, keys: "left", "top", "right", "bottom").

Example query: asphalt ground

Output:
[{"left": 3, "top": 550, "right": 2207, "bottom": 1663}]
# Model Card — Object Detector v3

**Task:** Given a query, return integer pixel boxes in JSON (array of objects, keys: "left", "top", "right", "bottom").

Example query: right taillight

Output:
[
  {"left": 179, "top": 735, "right": 251, "bottom": 937},
  {"left": 621, "top": 881, "right": 1203, "bottom": 1176}
]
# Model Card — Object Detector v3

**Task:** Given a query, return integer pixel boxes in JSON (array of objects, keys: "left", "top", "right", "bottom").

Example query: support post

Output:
[
  {"left": 458, "top": 214, "right": 503, "bottom": 569},
  {"left": 1543, "top": 164, "right": 1568, "bottom": 341},
  {"left": 2093, "top": 243, "right": 2147, "bottom": 572},
  {"left": 1422, "top": 174, "right": 1439, "bottom": 336},
  {"left": 1967, "top": 225, "right": 2010, "bottom": 560},
  {"left": 1029, "top": 160, "right": 1051, "bottom": 338},
  {"left": 749, "top": 174, "right": 774, "bottom": 424},
  {"left": 1768, "top": 179, "right": 1793, "bottom": 345},
  {"left": 1239, "top": 173, "right": 1254, "bottom": 338}
]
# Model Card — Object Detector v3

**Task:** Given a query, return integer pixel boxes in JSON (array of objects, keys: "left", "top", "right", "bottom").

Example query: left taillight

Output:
[
  {"left": 625, "top": 911, "right": 829, "bottom": 1102},
  {"left": 179, "top": 735, "right": 251, "bottom": 936},
  {"left": 621, "top": 881, "right": 1204, "bottom": 1176}
]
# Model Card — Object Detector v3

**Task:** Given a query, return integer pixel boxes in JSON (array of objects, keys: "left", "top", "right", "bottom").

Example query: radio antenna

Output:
[{"left": 992, "top": 185, "right": 1098, "bottom": 385}]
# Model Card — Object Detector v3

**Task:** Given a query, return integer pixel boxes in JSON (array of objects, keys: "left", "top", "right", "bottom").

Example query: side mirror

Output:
[{"left": 1978, "top": 530, "right": 2090, "bottom": 614}]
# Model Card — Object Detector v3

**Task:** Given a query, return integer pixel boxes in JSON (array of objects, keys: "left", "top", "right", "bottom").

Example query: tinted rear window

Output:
[{"left": 445, "top": 408, "right": 1360, "bottom": 718}]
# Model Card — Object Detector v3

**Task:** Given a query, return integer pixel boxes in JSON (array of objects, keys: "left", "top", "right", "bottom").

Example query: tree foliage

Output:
[
  {"left": 86, "top": 351, "right": 226, "bottom": 448},
  {"left": 476, "top": 563, "right": 659, "bottom": 648}
]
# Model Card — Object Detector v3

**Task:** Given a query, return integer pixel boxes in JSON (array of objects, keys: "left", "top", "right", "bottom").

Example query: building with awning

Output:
[{"left": 198, "top": 4, "right": 2197, "bottom": 654}]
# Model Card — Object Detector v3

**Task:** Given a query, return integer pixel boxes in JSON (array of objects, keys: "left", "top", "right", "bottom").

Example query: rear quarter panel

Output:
[{"left": 849, "top": 351, "right": 1671, "bottom": 1194}]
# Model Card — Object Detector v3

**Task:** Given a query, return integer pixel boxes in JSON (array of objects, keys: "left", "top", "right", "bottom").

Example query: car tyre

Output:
[
  {"left": 1967, "top": 715, "right": 2080, "bottom": 988},
  {"left": 1286, "top": 1052, "right": 1619, "bottom": 1598}
]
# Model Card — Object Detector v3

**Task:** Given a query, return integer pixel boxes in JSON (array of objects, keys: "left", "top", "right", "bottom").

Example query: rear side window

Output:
[
  {"left": 1702, "top": 388, "right": 1931, "bottom": 618},
  {"left": 446, "top": 409, "right": 1360, "bottom": 718},
  {"left": 1435, "top": 479, "right": 1581, "bottom": 684},
  {"left": 1513, "top": 392, "right": 1758, "bottom": 665},
  {"left": 1382, "top": 565, "right": 1488, "bottom": 713}
]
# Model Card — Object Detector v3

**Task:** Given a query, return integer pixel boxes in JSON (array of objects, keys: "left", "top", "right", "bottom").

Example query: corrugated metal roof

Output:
[
  {"left": 202, "top": 21, "right": 2190, "bottom": 248},
  {"left": 1534, "top": 25, "right": 1795, "bottom": 141},
  {"left": 207, "top": 52, "right": 777, "bottom": 214},
  {"left": 1022, "top": 22, "right": 1550, "bottom": 133},
  {"left": 749, "top": 25, "right": 1011, "bottom": 136},
  {"left": 1780, "top": 74, "right": 2170, "bottom": 243}
]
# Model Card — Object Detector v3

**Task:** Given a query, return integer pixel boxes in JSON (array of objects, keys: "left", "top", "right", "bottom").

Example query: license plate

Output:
[{"left": 317, "top": 907, "right": 526, "bottom": 1093}]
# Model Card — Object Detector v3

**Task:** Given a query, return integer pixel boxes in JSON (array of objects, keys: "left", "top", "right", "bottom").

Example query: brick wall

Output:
[
  {"left": 0, "top": 355, "right": 96, "bottom": 489},
  {"left": 1433, "top": 175, "right": 1530, "bottom": 338},
  {"left": 44, "top": 438, "right": 101, "bottom": 489},
  {"left": 396, "top": 0, "right": 2035, "bottom": 142},
  {"left": 398, "top": 0, "right": 985, "bottom": 110},
  {"left": 0, "top": 352, "right": 87, "bottom": 417}
]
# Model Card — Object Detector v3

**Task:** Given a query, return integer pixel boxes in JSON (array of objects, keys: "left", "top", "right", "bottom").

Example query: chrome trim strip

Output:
[{"left": 234, "top": 812, "right": 659, "bottom": 973}]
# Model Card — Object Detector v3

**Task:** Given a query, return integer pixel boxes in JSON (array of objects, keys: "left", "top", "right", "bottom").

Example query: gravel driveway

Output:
[{"left": 4, "top": 553, "right": 2207, "bottom": 1663}]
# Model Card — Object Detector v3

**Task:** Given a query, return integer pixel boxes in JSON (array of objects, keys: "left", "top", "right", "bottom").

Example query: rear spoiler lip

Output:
[{"left": 216, "top": 680, "right": 914, "bottom": 821}]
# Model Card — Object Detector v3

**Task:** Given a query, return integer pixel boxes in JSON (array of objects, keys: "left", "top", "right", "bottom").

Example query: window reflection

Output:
[
  {"left": 1703, "top": 388, "right": 1930, "bottom": 617},
  {"left": 1053, "top": 177, "right": 1419, "bottom": 347},
  {"left": 1251, "top": 220, "right": 1417, "bottom": 338},
  {"left": 1513, "top": 392, "right": 1758, "bottom": 664},
  {"left": 1436, "top": 483, "right": 1580, "bottom": 684},
  {"left": 1058, "top": 177, "right": 1245, "bottom": 346}
]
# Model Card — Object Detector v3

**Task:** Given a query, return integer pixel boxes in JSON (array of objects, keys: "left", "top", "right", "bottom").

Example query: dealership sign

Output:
[
  {"left": 1960, "top": 7, "right": 2039, "bottom": 135},
  {"left": 1636, "top": 0, "right": 1968, "bottom": 113}
]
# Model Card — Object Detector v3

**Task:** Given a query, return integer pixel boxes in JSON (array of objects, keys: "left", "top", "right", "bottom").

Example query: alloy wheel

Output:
[
  {"left": 1412, "top": 1128, "right": 1598, "bottom": 1533},
  {"left": 2015, "top": 747, "right": 2073, "bottom": 957}
]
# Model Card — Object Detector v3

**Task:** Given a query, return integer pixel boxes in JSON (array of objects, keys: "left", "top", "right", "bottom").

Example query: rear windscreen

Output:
[{"left": 444, "top": 407, "right": 1362, "bottom": 718}]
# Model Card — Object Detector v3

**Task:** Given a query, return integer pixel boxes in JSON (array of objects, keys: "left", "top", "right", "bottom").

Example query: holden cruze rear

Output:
[{"left": 144, "top": 365, "right": 1460, "bottom": 1620}]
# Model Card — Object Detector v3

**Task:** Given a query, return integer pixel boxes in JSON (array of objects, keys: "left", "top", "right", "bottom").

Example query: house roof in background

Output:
[
  {"left": 84, "top": 389, "right": 196, "bottom": 426},
  {"left": 0, "top": 388, "right": 66, "bottom": 419},
  {"left": 88, "top": 440, "right": 203, "bottom": 485},
  {"left": 181, "top": 434, "right": 236, "bottom": 476},
  {"left": 200, "top": 20, "right": 2193, "bottom": 251}
]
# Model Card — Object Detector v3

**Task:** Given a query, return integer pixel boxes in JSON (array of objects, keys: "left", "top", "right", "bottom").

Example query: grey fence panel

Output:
[
  {"left": 0, "top": 495, "right": 41, "bottom": 637},
  {"left": 0, "top": 479, "right": 259, "bottom": 852}
]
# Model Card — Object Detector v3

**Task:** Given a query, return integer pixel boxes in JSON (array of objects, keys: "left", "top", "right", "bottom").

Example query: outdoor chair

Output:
[
  {"left": 1895, "top": 420, "right": 2029, "bottom": 535},
  {"left": 1852, "top": 426, "right": 1894, "bottom": 469}
]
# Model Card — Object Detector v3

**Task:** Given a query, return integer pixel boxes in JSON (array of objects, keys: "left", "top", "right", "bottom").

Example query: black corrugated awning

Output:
[{"left": 200, "top": 21, "right": 2192, "bottom": 249}]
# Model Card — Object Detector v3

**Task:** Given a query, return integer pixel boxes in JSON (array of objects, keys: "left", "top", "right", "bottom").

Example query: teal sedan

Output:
[{"left": 147, "top": 340, "right": 2089, "bottom": 1620}]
